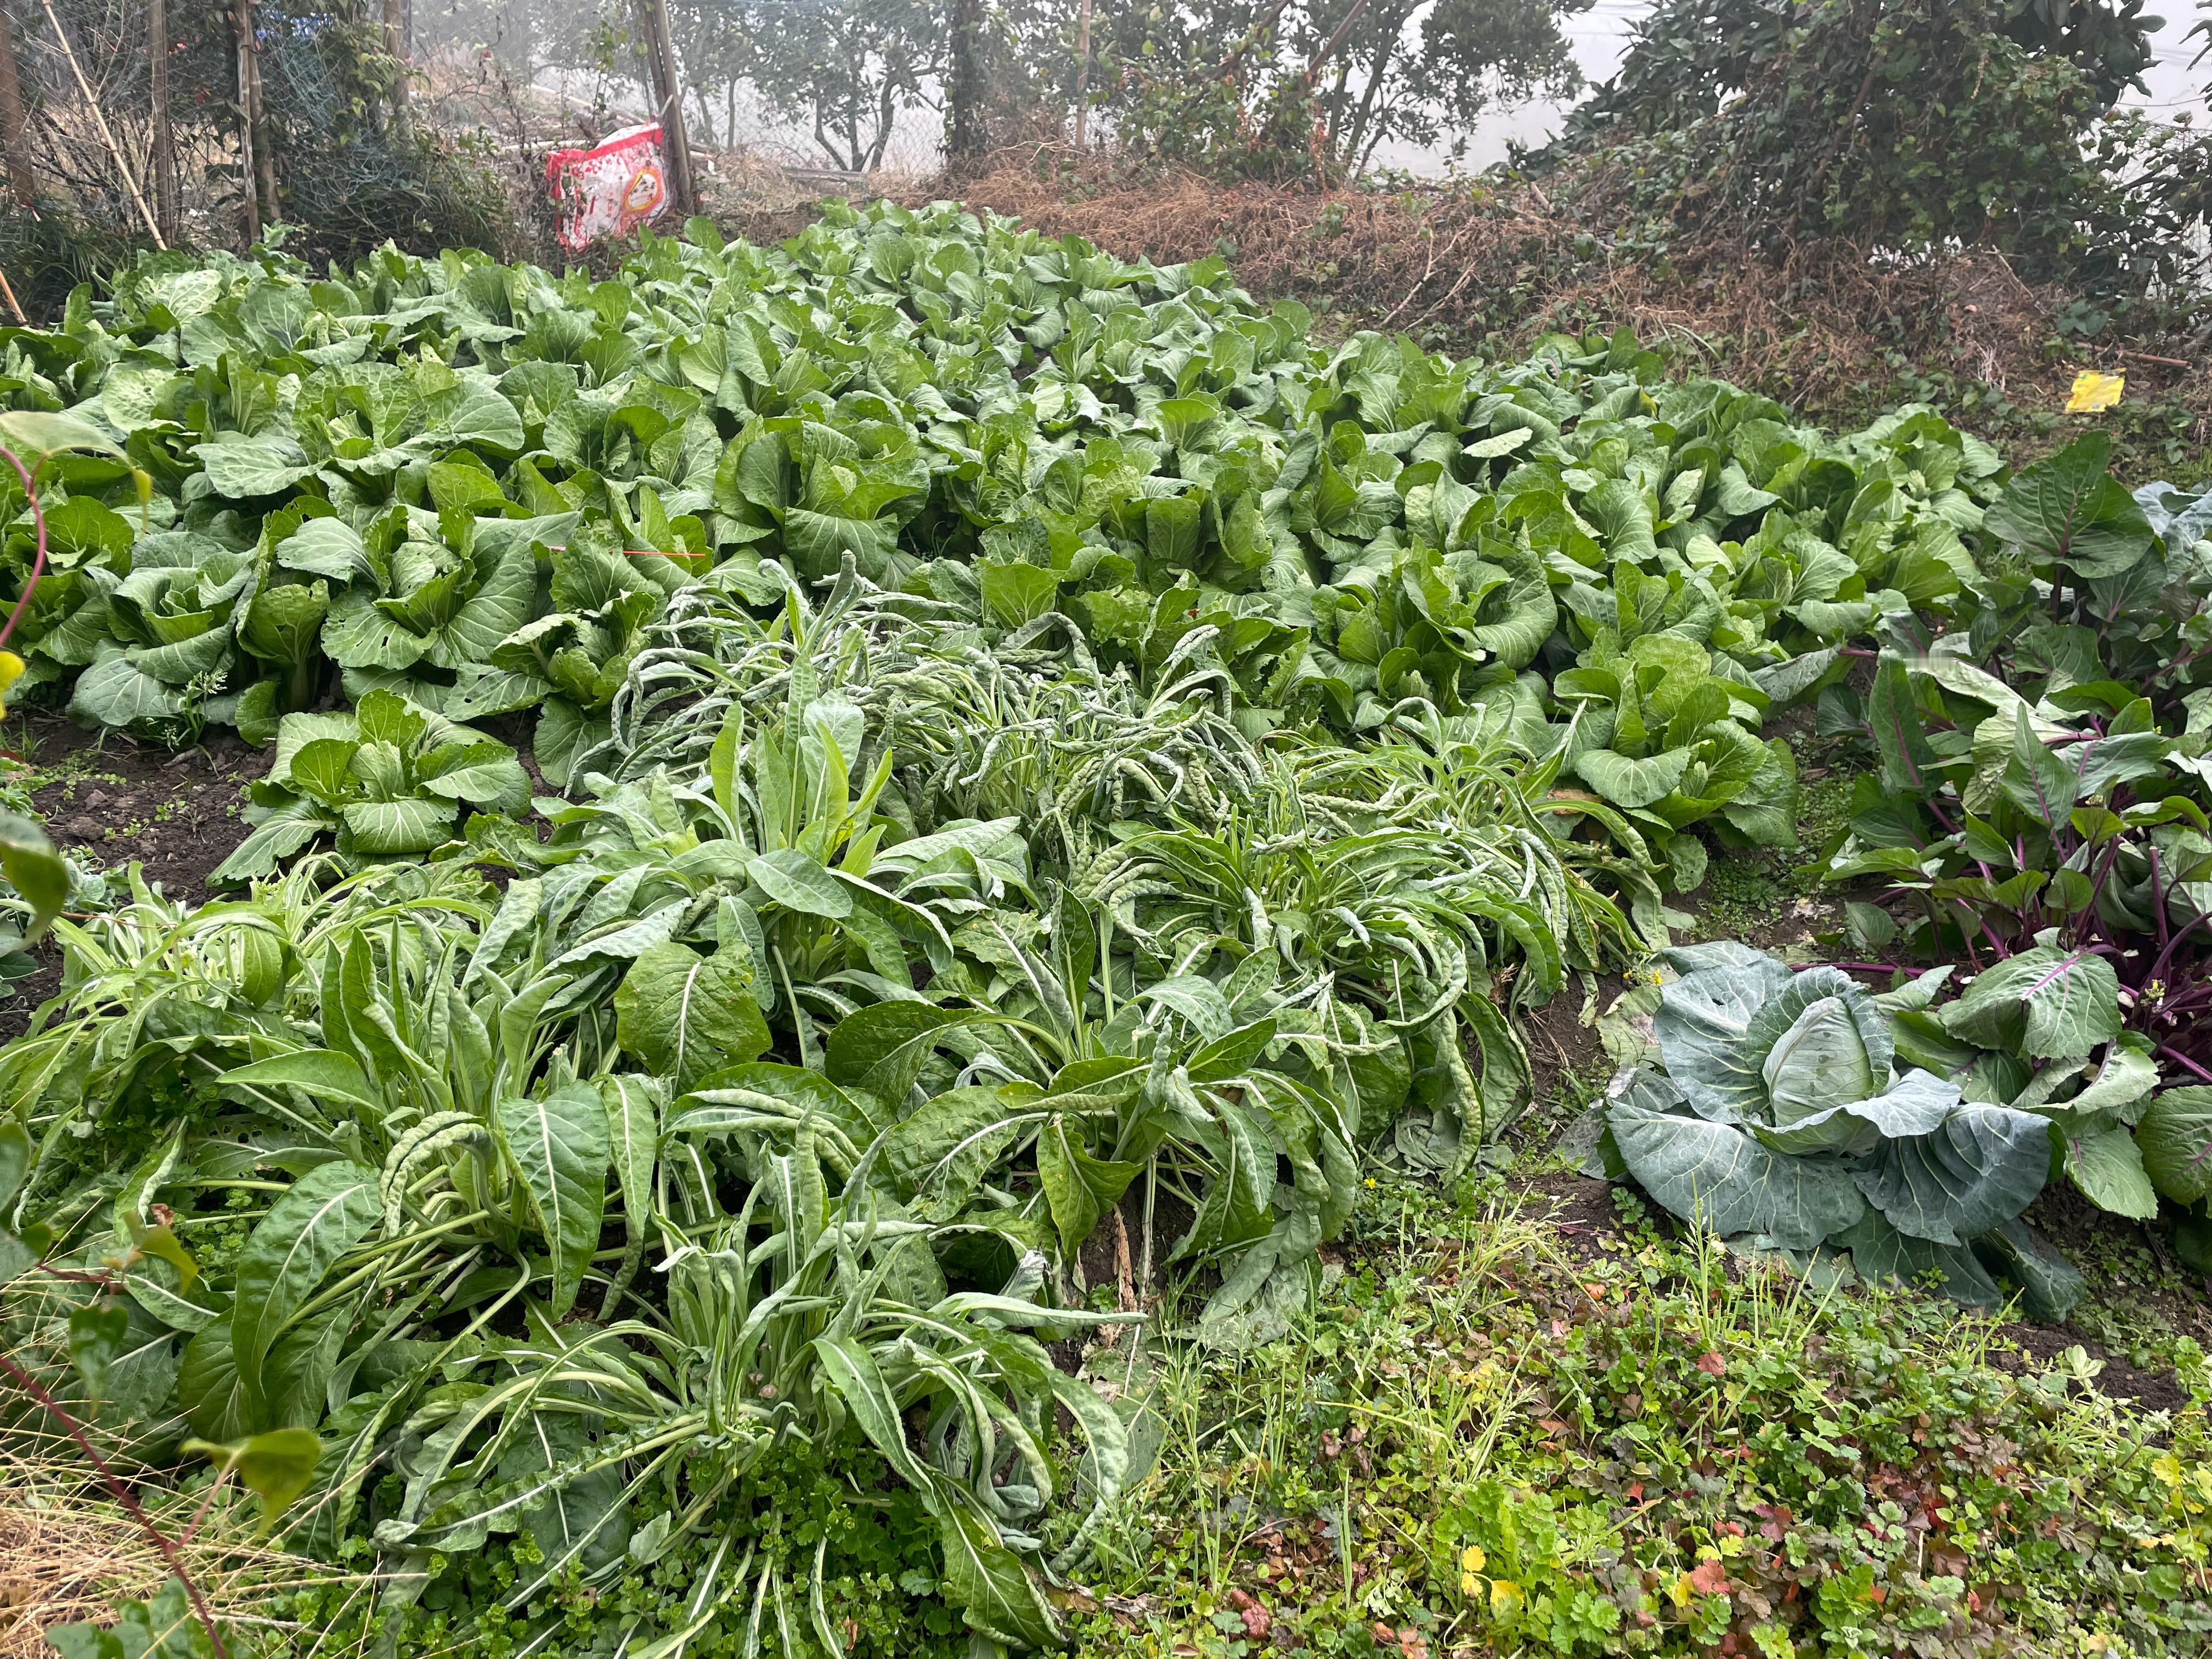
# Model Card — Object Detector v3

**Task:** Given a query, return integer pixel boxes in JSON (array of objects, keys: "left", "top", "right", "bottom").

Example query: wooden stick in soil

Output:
[
  {"left": 633, "top": 0, "right": 693, "bottom": 214},
  {"left": 37, "top": 0, "right": 165, "bottom": 247},
  {"left": 382, "top": 0, "right": 407, "bottom": 139},
  {"left": 149, "top": 0, "right": 177, "bottom": 240},
  {"left": 0, "top": 1351, "right": 233, "bottom": 1659},
  {"left": 0, "top": 0, "right": 33, "bottom": 212},
  {"left": 0, "top": 264, "right": 25, "bottom": 326},
  {"left": 233, "top": 0, "right": 258, "bottom": 242},
  {"left": 247, "top": 3, "right": 276, "bottom": 231}
]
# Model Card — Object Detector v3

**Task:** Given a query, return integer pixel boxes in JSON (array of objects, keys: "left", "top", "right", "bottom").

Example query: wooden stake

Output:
[
  {"left": 1071, "top": 0, "right": 1091, "bottom": 150},
  {"left": 248, "top": 5, "right": 276, "bottom": 228},
  {"left": 382, "top": 0, "right": 407, "bottom": 139},
  {"left": 0, "top": 264, "right": 26, "bottom": 325},
  {"left": 38, "top": 0, "right": 165, "bottom": 247},
  {"left": 634, "top": 0, "right": 694, "bottom": 215},
  {"left": 234, "top": 0, "right": 259, "bottom": 242},
  {"left": 149, "top": 0, "right": 177, "bottom": 240},
  {"left": 2117, "top": 348, "right": 2192, "bottom": 370},
  {"left": 0, "top": 0, "right": 32, "bottom": 212}
]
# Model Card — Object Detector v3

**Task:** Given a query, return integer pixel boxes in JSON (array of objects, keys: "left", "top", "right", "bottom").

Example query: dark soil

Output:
[
  {"left": 1518, "top": 985, "right": 1610, "bottom": 1115},
  {"left": 0, "top": 712, "right": 265, "bottom": 1042},
  {"left": 1985, "top": 1321, "right": 2188, "bottom": 1414},
  {"left": 1513, "top": 1168, "right": 1623, "bottom": 1259}
]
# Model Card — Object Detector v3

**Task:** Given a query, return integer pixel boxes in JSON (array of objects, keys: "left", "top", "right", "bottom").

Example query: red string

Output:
[{"left": 0, "top": 444, "right": 48, "bottom": 652}]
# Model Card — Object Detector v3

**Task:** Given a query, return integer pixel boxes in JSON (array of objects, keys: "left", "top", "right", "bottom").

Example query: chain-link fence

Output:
[{"left": 1, "top": 0, "right": 516, "bottom": 311}]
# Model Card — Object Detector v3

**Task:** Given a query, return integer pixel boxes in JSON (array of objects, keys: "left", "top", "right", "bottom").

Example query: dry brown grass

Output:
[{"left": 0, "top": 1429, "right": 360, "bottom": 1659}]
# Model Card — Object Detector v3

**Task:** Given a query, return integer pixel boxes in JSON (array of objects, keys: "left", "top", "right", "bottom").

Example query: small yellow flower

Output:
[
  {"left": 1461, "top": 1546, "right": 1485, "bottom": 1573},
  {"left": 0, "top": 650, "right": 21, "bottom": 720},
  {"left": 1363, "top": 1177, "right": 1377, "bottom": 1188}
]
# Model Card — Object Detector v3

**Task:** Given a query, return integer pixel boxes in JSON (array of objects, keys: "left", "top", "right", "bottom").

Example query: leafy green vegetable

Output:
[
  {"left": 213, "top": 689, "right": 527, "bottom": 882},
  {"left": 1605, "top": 943, "right": 2069, "bottom": 1313}
]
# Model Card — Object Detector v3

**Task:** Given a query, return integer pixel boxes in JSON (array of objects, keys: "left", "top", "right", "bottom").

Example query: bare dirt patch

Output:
[{"left": 0, "top": 713, "right": 266, "bottom": 1042}]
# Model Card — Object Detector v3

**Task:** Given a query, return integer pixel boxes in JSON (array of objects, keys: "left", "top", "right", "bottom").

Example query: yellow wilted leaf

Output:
[
  {"left": 1671, "top": 1572, "right": 1698, "bottom": 1609},
  {"left": 2151, "top": 1453, "right": 2183, "bottom": 1487},
  {"left": 1461, "top": 1546, "right": 1486, "bottom": 1573},
  {"left": 1489, "top": 1579, "right": 1523, "bottom": 1617}
]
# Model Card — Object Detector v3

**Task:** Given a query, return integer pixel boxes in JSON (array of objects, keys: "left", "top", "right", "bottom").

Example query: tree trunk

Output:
[
  {"left": 946, "top": 0, "right": 984, "bottom": 163},
  {"left": 1339, "top": 15, "right": 1401, "bottom": 173},
  {"left": 149, "top": 0, "right": 177, "bottom": 236},
  {"left": 0, "top": 0, "right": 36, "bottom": 211}
]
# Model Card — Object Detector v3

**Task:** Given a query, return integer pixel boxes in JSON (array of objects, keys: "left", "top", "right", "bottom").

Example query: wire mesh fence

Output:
[
  {"left": 1, "top": 0, "right": 1114, "bottom": 294},
  {"left": 1, "top": 0, "right": 518, "bottom": 304}
]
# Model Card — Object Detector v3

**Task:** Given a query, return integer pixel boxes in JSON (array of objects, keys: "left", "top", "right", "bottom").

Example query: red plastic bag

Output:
[{"left": 544, "top": 123, "right": 674, "bottom": 252}]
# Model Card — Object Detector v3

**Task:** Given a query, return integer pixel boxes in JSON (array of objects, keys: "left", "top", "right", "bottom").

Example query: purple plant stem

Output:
[{"left": 2156, "top": 1045, "right": 2212, "bottom": 1085}]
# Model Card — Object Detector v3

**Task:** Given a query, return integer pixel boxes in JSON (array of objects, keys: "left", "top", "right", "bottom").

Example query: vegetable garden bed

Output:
[{"left": 0, "top": 199, "right": 2208, "bottom": 1658}]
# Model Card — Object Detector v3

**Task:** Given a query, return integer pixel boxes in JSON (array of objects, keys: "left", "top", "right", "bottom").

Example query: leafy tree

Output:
[
  {"left": 1552, "top": 0, "right": 2164, "bottom": 266},
  {"left": 1291, "top": 0, "right": 1583, "bottom": 173},
  {"left": 996, "top": 0, "right": 1579, "bottom": 180},
  {"left": 722, "top": 0, "right": 944, "bottom": 171}
]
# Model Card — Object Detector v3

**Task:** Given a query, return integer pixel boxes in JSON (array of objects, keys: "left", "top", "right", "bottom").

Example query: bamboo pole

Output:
[
  {"left": 0, "top": 264, "right": 26, "bottom": 325},
  {"left": 38, "top": 0, "right": 165, "bottom": 247},
  {"left": 233, "top": 0, "right": 258, "bottom": 241},
  {"left": 382, "top": 0, "right": 407, "bottom": 139},
  {"left": 634, "top": 0, "right": 693, "bottom": 215},
  {"left": 0, "top": 0, "right": 32, "bottom": 212},
  {"left": 149, "top": 0, "right": 177, "bottom": 239}
]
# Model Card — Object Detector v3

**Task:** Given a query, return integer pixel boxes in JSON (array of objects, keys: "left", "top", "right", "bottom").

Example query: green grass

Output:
[{"left": 1067, "top": 1180, "right": 2212, "bottom": 1659}]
